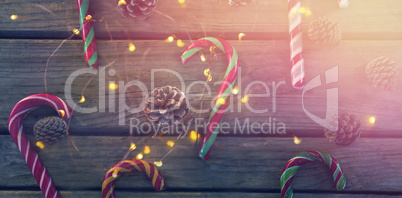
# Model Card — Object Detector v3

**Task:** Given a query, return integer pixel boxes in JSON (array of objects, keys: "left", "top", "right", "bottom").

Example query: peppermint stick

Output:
[
  {"left": 8, "top": 94, "right": 73, "bottom": 198},
  {"left": 102, "top": 159, "right": 166, "bottom": 198},
  {"left": 280, "top": 151, "right": 346, "bottom": 198},
  {"left": 180, "top": 37, "right": 238, "bottom": 160},
  {"left": 77, "top": 0, "right": 98, "bottom": 68},
  {"left": 288, "top": 0, "right": 305, "bottom": 88}
]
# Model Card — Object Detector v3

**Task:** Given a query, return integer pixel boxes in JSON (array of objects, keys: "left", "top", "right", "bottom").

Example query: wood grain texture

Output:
[
  {"left": 1, "top": 0, "right": 402, "bottom": 39},
  {"left": 2, "top": 136, "right": 402, "bottom": 194},
  {"left": 1, "top": 191, "right": 398, "bottom": 198},
  {"left": 0, "top": 39, "right": 401, "bottom": 136}
]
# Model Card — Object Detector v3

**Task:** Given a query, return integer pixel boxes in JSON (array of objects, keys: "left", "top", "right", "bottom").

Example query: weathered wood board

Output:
[{"left": 0, "top": 39, "right": 401, "bottom": 136}]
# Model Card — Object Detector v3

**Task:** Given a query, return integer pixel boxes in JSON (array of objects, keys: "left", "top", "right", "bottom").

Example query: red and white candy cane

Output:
[
  {"left": 280, "top": 151, "right": 346, "bottom": 198},
  {"left": 8, "top": 94, "right": 73, "bottom": 198},
  {"left": 180, "top": 37, "right": 238, "bottom": 160},
  {"left": 288, "top": 0, "right": 348, "bottom": 88}
]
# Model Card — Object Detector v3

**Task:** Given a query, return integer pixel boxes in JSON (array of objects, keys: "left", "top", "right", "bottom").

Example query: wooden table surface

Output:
[{"left": 1, "top": 0, "right": 402, "bottom": 197}]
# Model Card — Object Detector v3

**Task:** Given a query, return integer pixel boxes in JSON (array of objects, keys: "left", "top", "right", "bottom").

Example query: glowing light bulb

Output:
[
  {"left": 293, "top": 136, "right": 301, "bottom": 144},
  {"left": 369, "top": 116, "right": 376, "bottom": 124},
  {"left": 190, "top": 130, "right": 198, "bottom": 141},
  {"left": 176, "top": 39, "right": 185, "bottom": 47},
  {"left": 78, "top": 95, "right": 85, "bottom": 103},
  {"left": 166, "top": 36, "right": 174, "bottom": 43},
  {"left": 129, "top": 43, "right": 136, "bottom": 52},
  {"left": 154, "top": 161, "right": 163, "bottom": 167},
  {"left": 144, "top": 145, "right": 151, "bottom": 154},
  {"left": 207, "top": 75, "right": 212, "bottom": 82},
  {"left": 36, "top": 141, "right": 45, "bottom": 150},
  {"left": 85, "top": 15, "right": 92, "bottom": 21},
  {"left": 300, "top": 7, "right": 306, "bottom": 14},
  {"left": 200, "top": 54, "right": 206, "bottom": 62},
  {"left": 58, "top": 110, "right": 65, "bottom": 117},
  {"left": 136, "top": 153, "right": 143, "bottom": 160},
  {"left": 73, "top": 28, "right": 80, "bottom": 35},
  {"left": 217, "top": 98, "right": 225, "bottom": 105},
  {"left": 305, "top": 9, "right": 312, "bottom": 16},
  {"left": 232, "top": 86, "right": 239, "bottom": 95},
  {"left": 167, "top": 140, "right": 175, "bottom": 147},
  {"left": 204, "top": 68, "right": 210, "bottom": 76},
  {"left": 241, "top": 95, "right": 249, "bottom": 103},
  {"left": 238, "top": 33, "right": 246, "bottom": 40},
  {"left": 178, "top": 0, "right": 185, "bottom": 3},
  {"left": 112, "top": 169, "right": 118, "bottom": 178},
  {"left": 118, "top": 0, "right": 127, "bottom": 6},
  {"left": 109, "top": 82, "right": 118, "bottom": 90},
  {"left": 130, "top": 142, "right": 137, "bottom": 151},
  {"left": 10, "top": 15, "right": 18, "bottom": 20}
]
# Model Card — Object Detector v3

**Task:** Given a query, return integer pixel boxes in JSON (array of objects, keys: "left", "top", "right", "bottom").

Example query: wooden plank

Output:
[
  {"left": 2, "top": 136, "right": 402, "bottom": 193},
  {"left": 1, "top": 191, "right": 398, "bottom": 198},
  {"left": 0, "top": 39, "right": 401, "bottom": 136},
  {"left": 1, "top": 0, "right": 402, "bottom": 39}
]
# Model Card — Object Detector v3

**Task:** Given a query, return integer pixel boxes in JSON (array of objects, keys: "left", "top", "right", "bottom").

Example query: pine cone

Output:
[
  {"left": 228, "top": 0, "right": 252, "bottom": 6},
  {"left": 324, "top": 113, "right": 362, "bottom": 146},
  {"left": 117, "top": 0, "right": 158, "bottom": 20},
  {"left": 308, "top": 17, "right": 342, "bottom": 44},
  {"left": 33, "top": 116, "right": 67, "bottom": 145},
  {"left": 365, "top": 56, "right": 398, "bottom": 91},
  {"left": 143, "top": 86, "right": 189, "bottom": 129}
]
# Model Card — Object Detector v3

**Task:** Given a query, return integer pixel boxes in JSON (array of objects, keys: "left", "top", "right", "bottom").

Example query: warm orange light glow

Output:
[
  {"left": 58, "top": 110, "right": 65, "bottom": 117},
  {"left": 130, "top": 142, "right": 137, "bottom": 151},
  {"left": 190, "top": 130, "right": 199, "bottom": 141},
  {"left": 10, "top": 15, "right": 18, "bottom": 20},
  {"left": 176, "top": 39, "right": 185, "bottom": 47},
  {"left": 178, "top": 0, "right": 185, "bottom": 3},
  {"left": 109, "top": 82, "right": 118, "bottom": 90},
  {"left": 207, "top": 75, "right": 212, "bottom": 82},
  {"left": 78, "top": 95, "right": 85, "bottom": 103},
  {"left": 136, "top": 153, "right": 144, "bottom": 160},
  {"left": 217, "top": 98, "right": 225, "bottom": 105},
  {"left": 36, "top": 141, "right": 45, "bottom": 149},
  {"left": 232, "top": 86, "right": 239, "bottom": 95},
  {"left": 73, "top": 28, "right": 80, "bottom": 35},
  {"left": 85, "top": 15, "right": 92, "bottom": 21},
  {"left": 238, "top": 33, "right": 246, "bottom": 40},
  {"left": 167, "top": 140, "right": 175, "bottom": 147},
  {"left": 112, "top": 169, "right": 118, "bottom": 178},
  {"left": 144, "top": 145, "right": 151, "bottom": 154},
  {"left": 204, "top": 68, "right": 210, "bottom": 76},
  {"left": 300, "top": 7, "right": 307, "bottom": 14},
  {"left": 293, "top": 136, "right": 301, "bottom": 144},
  {"left": 369, "top": 116, "right": 376, "bottom": 124},
  {"left": 166, "top": 36, "right": 174, "bottom": 43},
  {"left": 200, "top": 54, "right": 206, "bottom": 62},
  {"left": 129, "top": 43, "right": 136, "bottom": 52},
  {"left": 118, "top": 0, "right": 127, "bottom": 6},
  {"left": 241, "top": 95, "right": 249, "bottom": 103},
  {"left": 154, "top": 161, "right": 163, "bottom": 167}
]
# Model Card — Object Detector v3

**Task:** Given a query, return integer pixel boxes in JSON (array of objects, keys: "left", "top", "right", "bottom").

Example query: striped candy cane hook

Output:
[
  {"left": 8, "top": 94, "right": 73, "bottom": 198},
  {"left": 77, "top": 0, "right": 98, "bottom": 68}
]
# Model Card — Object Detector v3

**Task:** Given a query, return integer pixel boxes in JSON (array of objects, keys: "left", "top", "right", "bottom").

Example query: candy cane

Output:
[
  {"left": 77, "top": 0, "right": 98, "bottom": 68},
  {"left": 288, "top": 0, "right": 348, "bottom": 88},
  {"left": 180, "top": 37, "right": 238, "bottom": 160},
  {"left": 280, "top": 151, "right": 346, "bottom": 198},
  {"left": 102, "top": 159, "right": 166, "bottom": 198},
  {"left": 8, "top": 94, "right": 73, "bottom": 198}
]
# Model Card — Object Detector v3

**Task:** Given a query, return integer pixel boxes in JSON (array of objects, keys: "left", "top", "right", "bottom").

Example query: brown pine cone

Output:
[
  {"left": 308, "top": 17, "right": 342, "bottom": 44},
  {"left": 324, "top": 113, "right": 362, "bottom": 146},
  {"left": 228, "top": 0, "right": 252, "bottom": 6},
  {"left": 33, "top": 116, "right": 67, "bottom": 145},
  {"left": 143, "top": 86, "right": 189, "bottom": 129},
  {"left": 365, "top": 56, "right": 398, "bottom": 91},
  {"left": 117, "top": 0, "right": 158, "bottom": 20}
]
